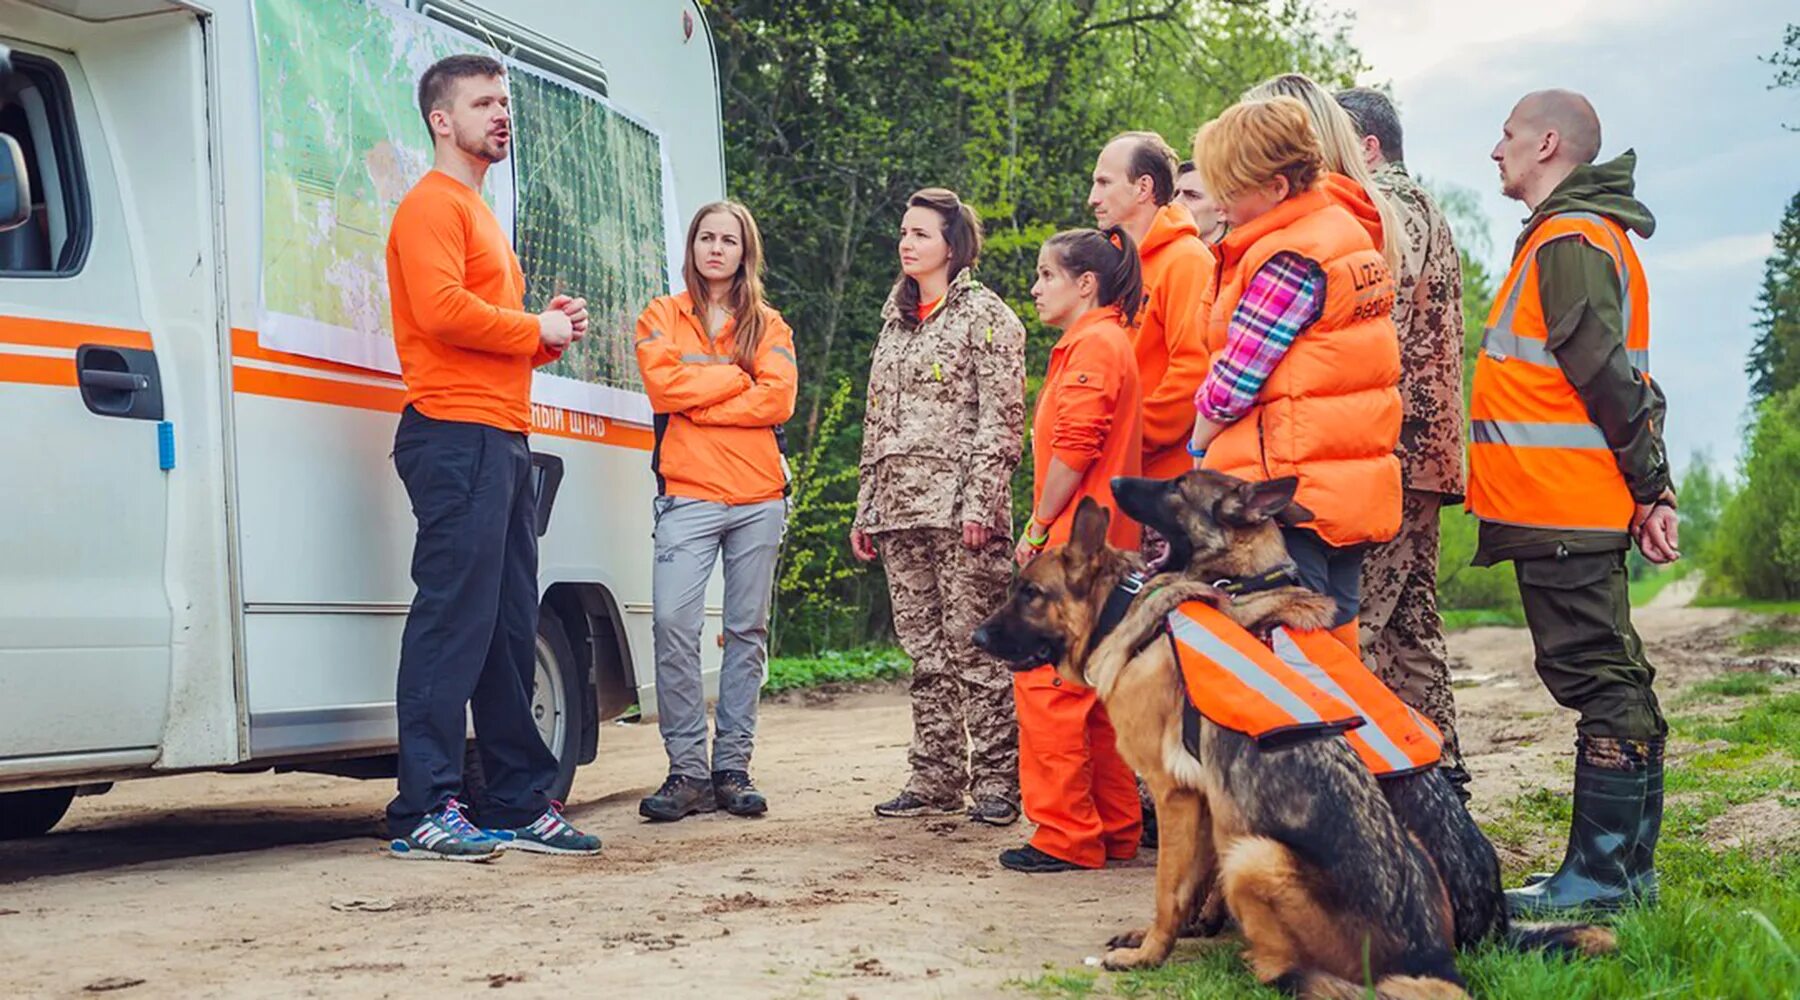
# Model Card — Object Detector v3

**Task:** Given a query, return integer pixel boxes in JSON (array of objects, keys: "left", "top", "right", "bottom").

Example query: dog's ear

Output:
[
  {"left": 1224, "top": 477, "right": 1308, "bottom": 527},
  {"left": 1069, "top": 497, "right": 1111, "bottom": 555}
]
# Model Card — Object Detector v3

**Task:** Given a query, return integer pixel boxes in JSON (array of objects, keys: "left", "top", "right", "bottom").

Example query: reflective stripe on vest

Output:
[
  {"left": 1469, "top": 210, "right": 1650, "bottom": 532},
  {"left": 1268, "top": 627, "right": 1443, "bottom": 778},
  {"left": 1167, "top": 602, "right": 1363, "bottom": 744}
]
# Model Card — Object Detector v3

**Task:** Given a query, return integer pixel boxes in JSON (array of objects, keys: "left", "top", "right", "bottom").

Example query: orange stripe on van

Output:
[
  {"left": 0, "top": 352, "right": 76, "bottom": 387},
  {"left": 229, "top": 327, "right": 403, "bottom": 382},
  {"left": 0, "top": 315, "right": 153, "bottom": 351}
]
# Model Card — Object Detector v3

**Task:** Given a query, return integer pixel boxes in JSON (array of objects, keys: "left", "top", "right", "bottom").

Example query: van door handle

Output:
[
  {"left": 76, "top": 344, "right": 163, "bottom": 420},
  {"left": 80, "top": 369, "right": 150, "bottom": 392}
]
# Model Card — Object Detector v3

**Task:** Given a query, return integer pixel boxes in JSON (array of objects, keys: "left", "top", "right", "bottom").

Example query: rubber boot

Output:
[
  {"left": 1505, "top": 735, "right": 1648, "bottom": 919},
  {"left": 1625, "top": 738, "right": 1663, "bottom": 905}
]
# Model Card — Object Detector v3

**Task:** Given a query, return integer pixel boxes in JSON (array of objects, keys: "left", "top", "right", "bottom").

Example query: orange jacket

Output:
[
  {"left": 387, "top": 170, "right": 561, "bottom": 433},
  {"left": 1133, "top": 204, "right": 1218, "bottom": 479},
  {"left": 635, "top": 292, "right": 798, "bottom": 505},
  {"left": 1033, "top": 306, "right": 1143, "bottom": 550},
  {"left": 1202, "top": 179, "right": 1402, "bottom": 547},
  {"left": 1469, "top": 211, "right": 1651, "bottom": 532},
  {"left": 1169, "top": 601, "right": 1443, "bottom": 778}
]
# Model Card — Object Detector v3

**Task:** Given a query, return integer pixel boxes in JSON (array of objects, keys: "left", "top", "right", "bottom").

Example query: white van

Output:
[{"left": 0, "top": 0, "right": 727, "bottom": 838}]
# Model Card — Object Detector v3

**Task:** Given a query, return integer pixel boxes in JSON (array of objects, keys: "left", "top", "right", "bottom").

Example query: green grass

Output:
[
  {"left": 1694, "top": 595, "right": 1800, "bottom": 615},
  {"left": 764, "top": 647, "right": 910, "bottom": 694},
  {"left": 1017, "top": 677, "right": 1800, "bottom": 1000},
  {"left": 1628, "top": 567, "right": 1681, "bottom": 607},
  {"left": 1442, "top": 608, "right": 1527, "bottom": 630},
  {"left": 1737, "top": 626, "right": 1800, "bottom": 654}
]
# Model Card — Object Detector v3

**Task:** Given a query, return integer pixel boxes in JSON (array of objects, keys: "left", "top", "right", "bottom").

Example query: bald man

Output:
[{"left": 1477, "top": 90, "right": 1676, "bottom": 919}]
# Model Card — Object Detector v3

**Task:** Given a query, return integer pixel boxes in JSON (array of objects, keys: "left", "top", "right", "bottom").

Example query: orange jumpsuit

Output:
[
  {"left": 1017, "top": 305, "right": 1145, "bottom": 868},
  {"left": 1131, "top": 204, "right": 1218, "bottom": 480}
]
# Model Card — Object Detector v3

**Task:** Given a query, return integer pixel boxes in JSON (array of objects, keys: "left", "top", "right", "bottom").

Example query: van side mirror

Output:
[{"left": 0, "top": 133, "right": 30, "bottom": 234}]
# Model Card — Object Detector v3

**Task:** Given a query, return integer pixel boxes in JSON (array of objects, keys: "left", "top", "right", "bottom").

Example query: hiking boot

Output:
[
  {"left": 639, "top": 774, "right": 717, "bottom": 822},
  {"left": 506, "top": 802, "right": 602, "bottom": 855},
  {"left": 713, "top": 770, "right": 768, "bottom": 817},
  {"left": 1505, "top": 735, "right": 1653, "bottom": 918},
  {"left": 389, "top": 798, "right": 503, "bottom": 862},
  {"left": 968, "top": 797, "right": 1020, "bottom": 826},
  {"left": 999, "top": 844, "right": 1084, "bottom": 873},
  {"left": 873, "top": 790, "right": 962, "bottom": 818}
]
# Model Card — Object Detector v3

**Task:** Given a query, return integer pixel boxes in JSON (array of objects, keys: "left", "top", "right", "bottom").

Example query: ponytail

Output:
[{"left": 1043, "top": 225, "right": 1145, "bottom": 326}]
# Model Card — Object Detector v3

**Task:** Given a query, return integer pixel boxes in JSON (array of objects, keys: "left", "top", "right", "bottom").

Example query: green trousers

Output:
[{"left": 1514, "top": 548, "right": 1667, "bottom": 742}]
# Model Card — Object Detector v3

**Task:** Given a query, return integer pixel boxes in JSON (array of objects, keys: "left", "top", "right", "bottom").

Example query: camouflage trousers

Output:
[
  {"left": 878, "top": 527, "right": 1019, "bottom": 806},
  {"left": 1359, "top": 489, "right": 1464, "bottom": 772}
]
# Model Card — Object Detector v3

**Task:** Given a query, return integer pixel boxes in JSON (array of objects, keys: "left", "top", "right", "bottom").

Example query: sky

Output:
[{"left": 1330, "top": 0, "right": 1800, "bottom": 475}]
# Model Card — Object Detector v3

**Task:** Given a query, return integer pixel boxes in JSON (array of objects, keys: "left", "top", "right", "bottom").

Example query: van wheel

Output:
[
  {"left": 0, "top": 786, "right": 76, "bottom": 840},
  {"left": 462, "top": 610, "right": 586, "bottom": 820}
]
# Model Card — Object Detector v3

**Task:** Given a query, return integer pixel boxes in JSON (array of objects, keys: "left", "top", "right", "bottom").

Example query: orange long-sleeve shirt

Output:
[
  {"left": 1032, "top": 306, "right": 1143, "bottom": 550},
  {"left": 635, "top": 292, "right": 798, "bottom": 505},
  {"left": 1133, "top": 203, "right": 1217, "bottom": 479},
  {"left": 386, "top": 169, "right": 558, "bottom": 433}
]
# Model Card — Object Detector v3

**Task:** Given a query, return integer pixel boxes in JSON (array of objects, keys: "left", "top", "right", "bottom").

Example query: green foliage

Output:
[
  {"left": 1746, "top": 191, "right": 1800, "bottom": 401},
  {"left": 1713, "top": 388, "right": 1800, "bottom": 599},
  {"left": 764, "top": 646, "right": 910, "bottom": 694},
  {"left": 712, "top": 0, "right": 1366, "bottom": 652}
]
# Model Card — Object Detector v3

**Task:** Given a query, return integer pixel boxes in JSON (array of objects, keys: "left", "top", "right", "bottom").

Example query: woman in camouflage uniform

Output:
[{"left": 852, "top": 188, "right": 1028, "bottom": 826}]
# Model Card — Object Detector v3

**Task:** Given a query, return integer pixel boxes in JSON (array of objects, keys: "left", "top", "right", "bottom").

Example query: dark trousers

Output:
[
  {"left": 1514, "top": 548, "right": 1667, "bottom": 741},
  {"left": 386, "top": 406, "right": 557, "bottom": 837},
  {"left": 1281, "top": 525, "right": 1366, "bottom": 629}
]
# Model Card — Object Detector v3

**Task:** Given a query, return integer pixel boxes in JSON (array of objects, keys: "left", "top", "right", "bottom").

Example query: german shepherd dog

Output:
[{"left": 973, "top": 478, "right": 1614, "bottom": 998}]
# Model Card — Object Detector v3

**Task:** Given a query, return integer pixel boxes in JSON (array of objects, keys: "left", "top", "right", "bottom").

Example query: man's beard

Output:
[{"left": 455, "top": 125, "right": 508, "bottom": 164}]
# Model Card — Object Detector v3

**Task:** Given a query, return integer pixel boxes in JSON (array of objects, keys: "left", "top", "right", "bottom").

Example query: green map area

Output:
[{"left": 255, "top": 0, "right": 670, "bottom": 396}]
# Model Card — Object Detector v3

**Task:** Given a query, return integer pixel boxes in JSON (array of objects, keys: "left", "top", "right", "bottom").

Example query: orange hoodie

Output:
[
  {"left": 635, "top": 292, "right": 798, "bottom": 506},
  {"left": 1132, "top": 204, "right": 1217, "bottom": 479},
  {"left": 1033, "top": 306, "right": 1144, "bottom": 550},
  {"left": 1319, "top": 172, "right": 1386, "bottom": 255}
]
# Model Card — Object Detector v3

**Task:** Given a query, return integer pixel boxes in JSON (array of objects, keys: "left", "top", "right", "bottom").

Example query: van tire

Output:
[
  {"left": 0, "top": 786, "right": 76, "bottom": 840},
  {"left": 462, "top": 609, "right": 586, "bottom": 822}
]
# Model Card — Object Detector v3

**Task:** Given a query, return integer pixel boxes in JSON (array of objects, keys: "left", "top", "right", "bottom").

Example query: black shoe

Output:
[
  {"left": 1440, "top": 761, "right": 1474, "bottom": 805},
  {"left": 639, "top": 774, "right": 717, "bottom": 822},
  {"left": 712, "top": 770, "right": 768, "bottom": 818},
  {"left": 873, "top": 791, "right": 963, "bottom": 818},
  {"left": 968, "top": 797, "right": 1020, "bottom": 826},
  {"left": 1505, "top": 736, "right": 1652, "bottom": 918},
  {"left": 999, "top": 844, "right": 1084, "bottom": 873}
]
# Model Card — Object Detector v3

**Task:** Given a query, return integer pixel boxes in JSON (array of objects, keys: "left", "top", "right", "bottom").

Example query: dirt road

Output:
[{"left": 0, "top": 601, "right": 1749, "bottom": 999}]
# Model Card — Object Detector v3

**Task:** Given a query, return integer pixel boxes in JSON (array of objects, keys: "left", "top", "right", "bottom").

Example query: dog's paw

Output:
[
  {"left": 1101, "top": 945, "right": 1164, "bottom": 971},
  {"left": 1105, "top": 927, "right": 1147, "bottom": 949}
]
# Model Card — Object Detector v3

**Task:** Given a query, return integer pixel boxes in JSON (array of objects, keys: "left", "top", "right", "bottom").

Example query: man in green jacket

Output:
[{"left": 1479, "top": 89, "right": 1680, "bottom": 918}]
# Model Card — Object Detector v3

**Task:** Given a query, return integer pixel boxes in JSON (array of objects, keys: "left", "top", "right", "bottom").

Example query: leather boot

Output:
[{"left": 1505, "top": 735, "right": 1648, "bottom": 918}]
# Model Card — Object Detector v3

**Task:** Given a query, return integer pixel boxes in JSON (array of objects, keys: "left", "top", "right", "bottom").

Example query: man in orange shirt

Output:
[{"left": 384, "top": 54, "right": 599, "bottom": 862}]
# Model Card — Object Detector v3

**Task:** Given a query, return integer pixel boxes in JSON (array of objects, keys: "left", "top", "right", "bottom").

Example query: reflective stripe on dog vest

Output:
[
  {"left": 1167, "top": 601, "right": 1363, "bottom": 744},
  {"left": 1268, "top": 627, "right": 1444, "bottom": 778}
]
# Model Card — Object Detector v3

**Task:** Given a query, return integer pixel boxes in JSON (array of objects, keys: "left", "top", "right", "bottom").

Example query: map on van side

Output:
[{"left": 253, "top": 0, "right": 673, "bottom": 423}]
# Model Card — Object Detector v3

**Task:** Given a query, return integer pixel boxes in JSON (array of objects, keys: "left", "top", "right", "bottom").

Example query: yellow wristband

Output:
[{"left": 1024, "top": 518, "right": 1050, "bottom": 546}]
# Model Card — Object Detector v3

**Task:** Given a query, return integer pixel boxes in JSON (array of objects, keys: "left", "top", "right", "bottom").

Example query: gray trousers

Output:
[{"left": 651, "top": 496, "right": 786, "bottom": 780}]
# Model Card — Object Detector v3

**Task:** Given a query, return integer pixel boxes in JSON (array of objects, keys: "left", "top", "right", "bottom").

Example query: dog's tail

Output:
[
  {"left": 1269, "top": 970, "right": 1470, "bottom": 1000},
  {"left": 1505, "top": 922, "right": 1618, "bottom": 957}
]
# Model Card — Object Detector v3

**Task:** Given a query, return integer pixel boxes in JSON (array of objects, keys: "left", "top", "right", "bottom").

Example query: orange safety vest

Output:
[
  {"left": 1168, "top": 601, "right": 1442, "bottom": 778},
  {"left": 1203, "top": 182, "right": 1402, "bottom": 547},
  {"left": 1468, "top": 211, "right": 1651, "bottom": 532}
]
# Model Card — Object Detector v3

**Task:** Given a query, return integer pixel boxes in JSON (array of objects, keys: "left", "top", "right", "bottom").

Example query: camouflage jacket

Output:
[
  {"left": 853, "top": 271, "right": 1027, "bottom": 534},
  {"left": 1373, "top": 162, "right": 1466, "bottom": 499}
]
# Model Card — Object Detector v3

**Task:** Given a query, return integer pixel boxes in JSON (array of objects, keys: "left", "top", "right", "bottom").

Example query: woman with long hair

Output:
[
  {"left": 1002, "top": 225, "right": 1146, "bottom": 873},
  {"left": 1186, "top": 97, "right": 1403, "bottom": 656},
  {"left": 634, "top": 200, "right": 798, "bottom": 822},
  {"left": 853, "top": 188, "right": 1028, "bottom": 827}
]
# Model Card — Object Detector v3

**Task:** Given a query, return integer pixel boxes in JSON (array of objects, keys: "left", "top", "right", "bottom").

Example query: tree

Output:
[
  {"left": 1767, "top": 22, "right": 1799, "bottom": 129},
  {"left": 709, "top": 0, "right": 1367, "bottom": 652},
  {"left": 1713, "top": 389, "right": 1800, "bottom": 599},
  {"left": 1746, "top": 191, "right": 1800, "bottom": 403}
]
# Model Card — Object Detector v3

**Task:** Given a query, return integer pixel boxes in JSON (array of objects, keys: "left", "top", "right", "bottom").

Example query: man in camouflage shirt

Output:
[
  {"left": 1337, "top": 88, "right": 1471, "bottom": 794},
  {"left": 853, "top": 265, "right": 1027, "bottom": 825}
]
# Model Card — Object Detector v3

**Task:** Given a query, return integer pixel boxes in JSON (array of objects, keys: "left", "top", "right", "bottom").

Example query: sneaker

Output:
[
  {"left": 389, "top": 799, "right": 504, "bottom": 862},
  {"left": 712, "top": 770, "right": 768, "bottom": 817},
  {"left": 507, "top": 802, "right": 602, "bottom": 855},
  {"left": 968, "top": 797, "right": 1020, "bottom": 826},
  {"left": 873, "top": 790, "right": 963, "bottom": 818},
  {"left": 639, "top": 774, "right": 717, "bottom": 822},
  {"left": 998, "top": 844, "right": 1084, "bottom": 873}
]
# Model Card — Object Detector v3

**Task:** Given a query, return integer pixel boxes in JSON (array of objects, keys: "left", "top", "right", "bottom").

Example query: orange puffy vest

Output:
[
  {"left": 1202, "top": 183, "right": 1402, "bottom": 546},
  {"left": 1468, "top": 212, "right": 1651, "bottom": 532},
  {"left": 1168, "top": 601, "right": 1442, "bottom": 779}
]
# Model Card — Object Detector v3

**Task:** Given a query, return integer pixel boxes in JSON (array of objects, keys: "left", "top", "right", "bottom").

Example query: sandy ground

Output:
[{"left": 0, "top": 598, "right": 1762, "bottom": 1000}]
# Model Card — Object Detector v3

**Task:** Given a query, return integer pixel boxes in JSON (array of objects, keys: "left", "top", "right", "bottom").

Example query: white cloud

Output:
[
  {"left": 1649, "top": 232, "right": 1775, "bottom": 273},
  {"left": 1345, "top": 0, "right": 1686, "bottom": 86}
]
